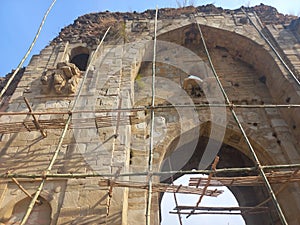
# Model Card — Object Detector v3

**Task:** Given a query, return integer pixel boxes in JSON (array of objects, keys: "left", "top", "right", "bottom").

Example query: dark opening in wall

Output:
[
  {"left": 70, "top": 54, "right": 89, "bottom": 71},
  {"left": 70, "top": 46, "right": 90, "bottom": 71}
]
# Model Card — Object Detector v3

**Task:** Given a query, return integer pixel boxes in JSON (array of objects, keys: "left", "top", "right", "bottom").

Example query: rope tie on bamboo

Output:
[
  {"left": 4, "top": 170, "right": 11, "bottom": 178},
  {"left": 42, "top": 170, "right": 48, "bottom": 180},
  {"left": 107, "top": 180, "right": 115, "bottom": 198},
  {"left": 106, "top": 167, "right": 122, "bottom": 216},
  {"left": 147, "top": 172, "right": 154, "bottom": 181}
]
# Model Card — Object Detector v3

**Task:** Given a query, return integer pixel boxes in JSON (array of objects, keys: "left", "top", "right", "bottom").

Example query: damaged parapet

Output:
[
  {"left": 41, "top": 62, "right": 82, "bottom": 94},
  {"left": 289, "top": 18, "right": 300, "bottom": 39}
]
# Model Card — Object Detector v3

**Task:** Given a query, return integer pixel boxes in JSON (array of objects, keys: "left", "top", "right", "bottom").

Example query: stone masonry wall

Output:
[{"left": 0, "top": 4, "right": 300, "bottom": 225}]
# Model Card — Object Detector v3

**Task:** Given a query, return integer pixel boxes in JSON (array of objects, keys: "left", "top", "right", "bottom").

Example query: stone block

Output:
[
  {"left": 271, "top": 119, "right": 288, "bottom": 128},
  {"left": 62, "top": 191, "right": 80, "bottom": 208},
  {"left": 78, "top": 190, "right": 107, "bottom": 206}
]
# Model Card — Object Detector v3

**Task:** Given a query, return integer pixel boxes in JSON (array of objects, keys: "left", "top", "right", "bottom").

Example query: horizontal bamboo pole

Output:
[
  {"left": 1, "top": 164, "right": 300, "bottom": 179},
  {"left": 170, "top": 212, "right": 243, "bottom": 215},
  {"left": 0, "top": 104, "right": 299, "bottom": 116},
  {"left": 98, "top": 180, "right": 222, "bottom": 196},
  {"left": 174, "top": 205, "right": 269, "bottom": 211},
  {"left": 152, "top": 104, "right": 300, "bottom": 109},
  {"left": 189, "top": 170, "right": 300, "bottom": 186},
  {"left": 170, "top": 211, "right": 265, "bottom": 215},
  {"left": 170, "top": 205, "right": 270, "bottom": 215}
]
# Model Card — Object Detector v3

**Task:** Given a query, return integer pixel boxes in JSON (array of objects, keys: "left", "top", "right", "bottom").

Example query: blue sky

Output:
[
  {"left": 0, "top": 0, "right": 299, "bottom": 77},
  {"left": 161, "top": 174, "right": 246, "bottom": 225}
]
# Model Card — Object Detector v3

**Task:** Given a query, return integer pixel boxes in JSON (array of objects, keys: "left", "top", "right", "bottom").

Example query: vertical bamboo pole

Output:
[
  {"left": 194, "top": 16, "right": 288, "bottom": 225},
  {"left": 0, "top": 0, "right": 58, "bottom": 100},
  {"left": 20, "top": 27, "right": 111, "bottom": 225},
  {"left": 146, "top": 6, "right": 158, "bottom": 225}
]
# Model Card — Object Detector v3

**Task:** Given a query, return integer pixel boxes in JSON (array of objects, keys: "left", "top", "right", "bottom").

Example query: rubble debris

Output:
[{"left": 51, "top": 4, "right": 298, "bottom": 47}]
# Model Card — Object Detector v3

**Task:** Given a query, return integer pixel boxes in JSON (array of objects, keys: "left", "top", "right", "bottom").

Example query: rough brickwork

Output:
[
  {"left": 50, "top": 4, "right": 297, "bottom": 47},
  {"left": 0, "top": 4, "right": 300, "bottom": 225}
]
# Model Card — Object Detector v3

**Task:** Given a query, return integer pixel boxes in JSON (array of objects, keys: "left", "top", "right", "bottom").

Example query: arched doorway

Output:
[
  {"left": 6, "top": 196, "right": 51, "bottom": 225},
  {"left": 161, "top": 174, "right": 246, "bottom": 225},
  {"left": 129, "top": 20, "right": 299, "bottom": 224},
  {"left": 159, "top": 136, "right": 277, "bottom": 225}
]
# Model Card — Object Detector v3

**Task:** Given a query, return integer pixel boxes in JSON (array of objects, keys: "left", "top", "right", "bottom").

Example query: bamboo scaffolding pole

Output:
[
  {"left": 2, "top": 164, "right": 300, "bottom": 179},
  {"left": 170, "top": 206, "right": 270, "bottom": 215},
  {"left": 241, "top": 8, "right": 300, "bottom": 87},
  {"left": 167, "top": 158, "right": 183, "bottom": 225},
  {"left": 23, "top": 97, "right": 47, "bottom": 137},
  {"left": 189, "top": 170, "right": 300, "bottom": 186},
  {"left": 0, "top": 0, "right": 58, "bottom": 100},
  {"left": 146, "top": 7, "right": 158, "bottom": 225},
  {"left": 98, "top": 180, "right": 223, "bottom": 196},
  {"left": 106, "top": 167, "right": 122, "bottom": 216},
  {"left": 1, "top": 103, "right": 299, "bottom": 116},
  {"left": 194, "top": 18, "right": 288, "bottom": 225},
  {"left": 174, "top": 206, "right": 269, "bottom": 212},
  {"left": 186, "top": 156, "right": 219, "bottom": 218},
  {"left": 20, "top": 118, "right": 72, "bottom": 225},
  {"left": 1, "top": 5, "right": 299, "bottom": 225},
  {"left": 3, "top": 171, "right": 300, "bottom": 186},
  {"left": 171, "top": 212, "right": 261, "bottom": 215},
  {"left": 243, "top": 169, "right": 299, "bottom": 214},
  {"left": 19, "top": 27, "right": 111, "bottom": 225},
  {"left": 0, "top": 114, "right": 138, "bottom": 134},
  {"left": 0, "top": 103, "right": 299, "bottom": 134},
  {"left": 7, "top": 178, "right": 223, "bottom": 197},
  {"left": 11, "top": 178, "right": 40, "bottom": 204},
  {"left": 0, "top": 108, "right": 137, "bottom": 116},
  {"left": 150, "top": 104, "right": 300, "bottom": 109},
  {"left": 114, "top": 98, "right": 122, "bottom": 137}
]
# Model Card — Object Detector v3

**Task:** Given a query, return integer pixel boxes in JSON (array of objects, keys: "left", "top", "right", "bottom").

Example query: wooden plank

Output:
[{"left": 189, "top": 171, "right": 300, "bottom": 187}]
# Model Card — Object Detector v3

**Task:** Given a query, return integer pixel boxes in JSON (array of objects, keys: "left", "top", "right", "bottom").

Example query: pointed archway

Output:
[{"left": 159, "top": 135, "right": 277, "bottom": 225}]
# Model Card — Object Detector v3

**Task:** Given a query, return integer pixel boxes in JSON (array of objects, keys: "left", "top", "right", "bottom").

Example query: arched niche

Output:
[
  {"left": 6, "top": 196, "right": 51, "bottom": 225},
  {"left": 157, "top": 23, "right": 300, "bottom": 141},
  {"left": 129, "top": 20, "right": 299, "bottom": 225},
  {"left": 70, "top": 46, "right": 90, "bottom": 71}
]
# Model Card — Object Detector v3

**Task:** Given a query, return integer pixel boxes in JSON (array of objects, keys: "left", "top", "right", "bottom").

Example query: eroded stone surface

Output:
[{"left": 41, "top": 62, "right": 82, "bottom": 94}]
